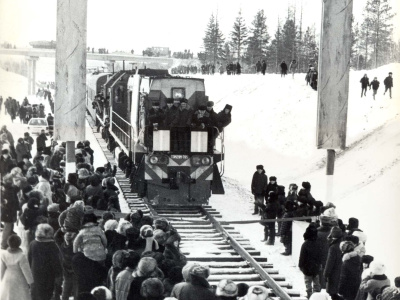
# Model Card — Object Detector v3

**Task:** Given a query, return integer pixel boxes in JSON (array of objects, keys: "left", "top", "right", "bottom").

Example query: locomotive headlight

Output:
[
  {"left": 190, "top": 156, "right": 201, "bottom": 166},
  {"left": 201, "top": 156, "right": 211, "bottom": 166},
  {"left": 149, "top": 155, "right": 159, "bottom": 164},
  {"left": 158, "top": 155, "right": 169, "bottom": 165}
]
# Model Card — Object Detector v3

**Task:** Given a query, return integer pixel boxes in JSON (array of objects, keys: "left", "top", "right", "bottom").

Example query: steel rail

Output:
[{"left": 199, "top": 206, "right": 292, "bottom": 300}]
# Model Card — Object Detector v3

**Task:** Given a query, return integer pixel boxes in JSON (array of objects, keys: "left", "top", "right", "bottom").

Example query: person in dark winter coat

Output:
[
  {"left": 71, "top": 252, "right": 108, "bottom": 297},
  {"left": 256, "top": 61, "right": 262, "bottom": 74},
  {"left": 280, "top": 201, "right": 297, "bottom": 255},
  {"left": 170, "top": 264, "right": 216, "bottom": 300},
  {"left": 265, "top": 176, "right": 278, "bottom": 197},
  {"left": 28, "top": 224, "right": 63, "bottom": 300},
  {"left": 127, "top": 257, "right": 164, "bottom": 300},
  {"left": 115, "top": 250, "right": 141, "bottom": 300},
  {"left": 171, "top": 99, "right": 193, "bottom": 152},
  {"left": 216, "top": 104, "right": 232, "bottom": 132},
  {"left": 0, "top": 149, "right": 15, "bottom": 178},
  {"left": 383, "top": 72, "right": 393, "bottom": 99},
  {"left": 317, "top": 209, "right": 338, "bottom": 288},
  {"left": 140, "top": 278, "right": 165, "bottom": 300},
  {"left": 360, "top": 74, "right": 370, "bottom": 97},
  {"left": 362, "top": 261, "right": 391, "bottom": 300},
  {"left": 16, "top": 138, "right": 30, "bottom": 162},
  {"left": 324, "top": 226, "right": 344, "bottom": 300},
  {"left": 280, "top": 61, "right": 288, "bottom": 77},
  {"left": 163, "top": 232, "right": 187, "bottom": 267},
  {"left": 260, "top": 191, "right": 280, "bottom": 245},
  {"left": 338, "top": 241, "right": 362, "bottom": 300},
  {"left": 163, "top": 98, "right": 179, "bottom": 128},
  {"left": 299, "top": 224, "right": 323, "bottom": 298},
  {"left": 191, "top": 105, "right": 211, "bottom": 129},
  {"left": 251, "top": 165, "right": 268, "bottom": 215},
  {"left": 20, "top": 197, "right": 44, "bottom": 247},
  {"left": 370, "top": 77, "right": 380, "bottom": 100},
  {"left": 107, "top": 250, "right": 129, "bottom": 298},
  {"left": 261, "top": 60, "right": 267, "bottom": 75},
  {"left": 36, "top": 130, "right": 48, "bottom": 152},
  {"left": 1, "top": 173, "right": 20, "bottom": 249}
]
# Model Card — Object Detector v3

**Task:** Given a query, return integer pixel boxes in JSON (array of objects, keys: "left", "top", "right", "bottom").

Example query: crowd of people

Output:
[
  {"left": 250, "top": 164, "right": 400, "bottom": 300},
  {"left": 359, "top": 72, "right": 394, "bottom": 100}
]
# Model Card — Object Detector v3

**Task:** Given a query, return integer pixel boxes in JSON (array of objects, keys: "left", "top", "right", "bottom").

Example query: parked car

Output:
[{"left": 27, "top": 118, "right": 49, "bottom": 135}]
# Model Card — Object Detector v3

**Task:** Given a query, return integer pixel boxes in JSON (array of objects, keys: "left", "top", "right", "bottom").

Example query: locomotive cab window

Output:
[{"left": 172, "top": 88, "right": 185, "bottom": 99}]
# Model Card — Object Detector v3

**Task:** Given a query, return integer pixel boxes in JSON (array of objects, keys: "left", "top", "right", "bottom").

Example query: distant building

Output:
[
  {"left": 29, "top": 40, "right": 56, "bottom": 49},
  {"left": 142, "top": 47, "right": 170, "bottom": 57}
]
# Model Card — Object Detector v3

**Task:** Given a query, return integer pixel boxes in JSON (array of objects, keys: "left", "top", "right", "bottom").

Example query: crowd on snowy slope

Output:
[
  {"left": 2, "top": 113, "right": 274, "bottom": 300},
  {"left": 359, "top": 72, "right": 394, "bottom": 100},
  {"left": 251, "top": 164, "right": 400, "bottom": 300}
]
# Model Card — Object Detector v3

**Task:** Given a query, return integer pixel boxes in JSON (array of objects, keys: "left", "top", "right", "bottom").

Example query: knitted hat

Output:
[
  {"left": 340, "top": 241, "right": 355, "bottom": 253},
  {"left": 137, "top": 257, "right": 157, "bottom": 277},
  {"left": 189, "top": 265, "right": 210, "bottom": 279},
  {"left": 91, "top": 286, "right": 112, "bottom": 300},
  {"left": 245, "top": 286, "right": 269, "bottom": 300},
  {"left": 140, "top": 278, "right": 164, "bottom": 298},
  {"left": 328, "top": 226, "right": 343, "bottom": 239},
  {"left": 216, "top": 279, "right": 238, "bottom": 297},
  {"left": 47, "top": 203, "right": 60, "bottom": 213},
  {"left": 369, "top": 261, "right": 386, "bottom": 276}
]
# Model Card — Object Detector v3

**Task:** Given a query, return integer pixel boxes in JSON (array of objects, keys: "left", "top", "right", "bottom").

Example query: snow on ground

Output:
[{"left": 1, "top": 62, "right": 400, "bottom": 292}]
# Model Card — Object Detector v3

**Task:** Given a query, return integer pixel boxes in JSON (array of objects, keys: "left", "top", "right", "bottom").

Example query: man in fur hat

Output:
[{"left": 251, "top": 165, "right": 268, "bottom": 215}]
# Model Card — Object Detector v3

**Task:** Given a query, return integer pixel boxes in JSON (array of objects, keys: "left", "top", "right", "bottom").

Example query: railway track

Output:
[{"left": 88, "top": 117, "right": 306, "bottom": 300}]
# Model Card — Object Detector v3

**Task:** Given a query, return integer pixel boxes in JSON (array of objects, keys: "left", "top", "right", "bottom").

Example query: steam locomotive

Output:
[{"left": 86, "top": 69, "right": 225, "bottom": 206}]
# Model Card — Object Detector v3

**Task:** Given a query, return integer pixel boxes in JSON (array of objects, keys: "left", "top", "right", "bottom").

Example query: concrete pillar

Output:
[
  {"left": 26, "top": 58, "right": 32, "bottom": 95},
  {"left": 106, "top": 60, "right": 115, "bottom": 73},
  {"left": 31, "top": 57, "right": 38, "bottom": 95},
  {"left": 54, "top": 0, "right": 87, "bottom": 143}
]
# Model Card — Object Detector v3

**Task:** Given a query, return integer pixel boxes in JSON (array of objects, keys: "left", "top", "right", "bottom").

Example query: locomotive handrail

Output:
[
  {"left": 112, "top": 111, "right": 132, "bottom": 127},
  {"left": 111, "top": 122, "right": 130, "bottom": 137},
  {"left": 200, "top": 207, "right": 292, "bottom": 300}
]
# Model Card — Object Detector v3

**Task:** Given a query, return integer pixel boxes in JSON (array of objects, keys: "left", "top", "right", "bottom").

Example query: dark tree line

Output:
[{"left": 199, "top": 0, "right": 398, "bottom": 73}]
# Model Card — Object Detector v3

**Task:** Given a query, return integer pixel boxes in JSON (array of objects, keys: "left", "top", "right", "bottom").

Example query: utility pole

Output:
[
  {"left": 316, "top": 0, "right": 353, "bottom": 202},
  {"left": 54, "top": 0, "right": 87, "bottom": 181}
]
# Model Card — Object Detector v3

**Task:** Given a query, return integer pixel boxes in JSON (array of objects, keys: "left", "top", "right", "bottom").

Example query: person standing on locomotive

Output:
[
  {"left": 251, "top": 165, "right": 268, "bottom": 215},
  {"left": 171, "top": 98, "right": 193, "bottom": 152},
  {"left": 191, "top": 105, "right": 210, "bottom": 130},
  {"left": 216, "top": 104, "right": 232, "bottom": 132},
  {"left": 163, "top": 98, "right": 179, "bottom": 128},
  {"left": 146, "top": 101, "right": 165, "bottom": 150}
]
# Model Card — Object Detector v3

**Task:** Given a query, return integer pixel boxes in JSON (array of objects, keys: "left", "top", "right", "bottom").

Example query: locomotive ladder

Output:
[{"left": 87, "top": 115, "right": 306, "bottom": 300}]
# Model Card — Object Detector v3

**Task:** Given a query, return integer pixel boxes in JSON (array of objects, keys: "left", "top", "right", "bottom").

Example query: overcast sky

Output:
[{"left": 1, "top": 0, "right": 400, "bottom": 54}]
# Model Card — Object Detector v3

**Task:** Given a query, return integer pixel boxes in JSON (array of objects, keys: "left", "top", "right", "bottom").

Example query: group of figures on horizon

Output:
[{"left": 360, "top": 72, "right": 394, "bottom": 100}]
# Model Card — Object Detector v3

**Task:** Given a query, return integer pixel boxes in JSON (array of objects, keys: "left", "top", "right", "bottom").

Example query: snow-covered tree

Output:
[
  {"left": 203, "top": 14, "right": 225, "bottom": 65},
  {"left": 246, "top": 9, "right": 270, "bottom": 66},
  {"left": 230, "top": 9, "right": 248, "bottom": 62}
]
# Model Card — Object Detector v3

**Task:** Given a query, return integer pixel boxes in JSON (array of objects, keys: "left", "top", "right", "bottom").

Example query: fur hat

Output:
[
  {"left": 304, "top": 225, "right": 318, "bottom": 241},
  {"left": 224, "top": 104, "right": 232, "bottom": 111},
  {"left": 347, "top": 217, "right": 359, "bottom": 230},
  {"left": 123, "top": 250, "right": 141, "bottom": 269},
  {"left": 269, "top": 176, "right": 277, "bottom": 181},
  {"left": 166, "top": 98, "right": 174, "bottom": 104},
  {"left": 190, "top": 265, "right": 210, "bottom": 279},
  {"left": 84, "top": 205, "right": 94, "bottom": 215},
  {"left": 140, "top": 225, "right": 154, "bottom": 238},
  {"left": 394, "top": 277, "right": 400, "bottom": 288},
  {"left": 27, "top": 175, "right": 39, "bottom": 185},
  {"left": 328, "top": 226, "right": 343, "bottom": 239},
  {"left": 104, "top": 219, "right": 118, "bottom": 231},
  {"left": 7, "top": 235, "right": 22, "bottom": 249},
  {"left": 344, "top": 235, "right": 359, "bottom": 245},
  {"left": 206, "top": 101, "right": 214, "bottom": 107},
  {"left": 140, "top": 278, "right": 164, "bottom": 298},
  {"left": 152, "top": 101, "right": 160, "bottom": 106},
  {"left": 1, "top": 149, "right": 9, "bottom": 155},
  {"left": 117, "top": 220, "right": 133, "bottom": 236},
  {"left": 153, "top": 229, "right": 168, "bottom": 245},
  {"left": 102, "top": 211, "right": 115, "bottom": 221},
  {"left": 68, "top": 173, "right": 78, "bottom": 185},
  {"left": 325, "top": 202, "right": 336, "bottom": 209},
  {"left": 302, "top": 181, "right": 311, "bottom": 190},
  {"left": 78, "top": 168, "right": 90, "bottom": 179},
  {"left": 182, "top": 263, "right": 200, "bottom": 282},
  {"left": 340, "top": 241, "right": 355, "bottom": 253},
  {"left": 112, "top": 250, "right": 128, "bottom": 269},
  {"left": 154, "top": 218, "right": 169, "bottom": 231},
  {"left": 256, "top": 165, "right": 264, "bottom": 170},
  {"left": 35, "top": 224, "right": 54, "bottom": 240},
  {"left": 352, "top": 231, "right": 367, "bottom": 244},
  {"left": 91, "top": 286, "right": 112, "bottom": 300},
  {"left": 47, "top": 203, "right": 60, "bottom": 213},
  {"left": 136, "top": 257, "right": 157, "bottom": 277},
  {"left": 237, "top": 283, "right": 250, "bottom": 297},
  {"left": 28, "top": 198, "right": 40, "bottom": 209},
  {"left": 198, "top": 105, "right": 207, "bottom": 110},
  {"left": 284, "top": 201, "right": 296, "bottom": 212},
  {"left": 369, "top": 261, "right": 386, "bottom": 276},
  {"left": 362, "top": 255, "right": 374, "bottom": 265},
  {"left": 216, "top": 279, "right": 238, "bottom": 297},
  {"left": 245, "top": 285, "right": 269, "bottom": 300},
  {"left": 180, "top": 98, "right": 188, "bottom": 103}
]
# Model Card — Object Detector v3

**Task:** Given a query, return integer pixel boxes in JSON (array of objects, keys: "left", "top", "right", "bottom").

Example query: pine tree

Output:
[
  {"left": 281, "top": 18, "right": 297, "bottom": 62},
  {"left": 203, "top": 14, "right": 216, "bottom": 63},
  {"left": 246, "top": 9, "right": 270, "bottom": 66},
  {"left": 230, "top": 9, "right": 248, "bottom": 63},
  {"left": 203, "top": 13, "right": 225, "bottom": 65},
  {"left": 363, "top": 0, "right": 395, "bottom": 68},
  {"left": 267, "top": 18, "right": 283, "bottom": 73},
  {"left": 302, "top": 25, "right": 318, "bottom": 67}
]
